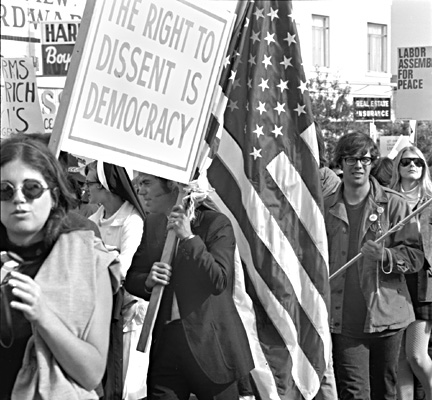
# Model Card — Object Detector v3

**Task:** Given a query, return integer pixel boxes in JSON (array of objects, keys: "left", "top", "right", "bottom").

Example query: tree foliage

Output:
[{"left": 308, "top": 70, "right": 432, "bottom": 165}]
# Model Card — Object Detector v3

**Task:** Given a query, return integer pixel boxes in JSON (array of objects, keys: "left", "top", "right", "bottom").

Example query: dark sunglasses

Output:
[
  {"left": 0, "top": 180, "right": 50, "bottom": 202},
  {"left": 399, "top": 158, "right": 425, "bottom": 168}
]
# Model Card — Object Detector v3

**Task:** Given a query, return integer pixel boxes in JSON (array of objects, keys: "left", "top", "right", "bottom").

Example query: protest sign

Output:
[
  {"left": 41, "top": 21, "right": 80, "bottom": 76},
  {"left": 1, "top": 0, "right": 84, "bottom": 74},
  {"left": 395, "top": 46, "right": 432, "bottom": 120},
  {"left": 354, "top": 97, "right": 391, "bottom": 121},
  {"left": 1, "top": 57, "right": 44, "bottom": 136},
  {"left": 52, "top": 0, "right": 236, "bottom": 183},
  {"left": 380, "top": 135, "right": 412, "bottom": 158}
]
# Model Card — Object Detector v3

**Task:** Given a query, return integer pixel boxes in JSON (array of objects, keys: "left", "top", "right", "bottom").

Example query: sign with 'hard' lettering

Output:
[
  {"left": 53, "top": 0, "right": 235, "bottom": 183},
  {"left": 353, "top": 97, "right": 391, "bottom": 121},
  {"left": 395, "top": 46, "right": 432, "bottom": 120},
  {"left": 41, "top": 21, "right": 80, "bottom": 76},
  {"left": 1, "top": 57, "right": 45, "bottom": 137}
]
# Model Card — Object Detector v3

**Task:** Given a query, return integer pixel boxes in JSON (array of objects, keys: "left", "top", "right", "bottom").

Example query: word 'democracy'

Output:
[{"left": 81, "top": 1, "right": 220, "bottom": 150}]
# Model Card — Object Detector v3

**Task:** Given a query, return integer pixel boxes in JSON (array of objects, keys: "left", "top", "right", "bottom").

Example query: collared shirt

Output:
[{"left": 89, "top": 201, "right": 144, "bottom": 279}]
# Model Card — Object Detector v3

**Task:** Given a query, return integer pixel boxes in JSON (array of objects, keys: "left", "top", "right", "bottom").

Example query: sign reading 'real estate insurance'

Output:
[
  {"left": 395, "top": 46, "right": 432, "bottom": 120},
  {"left": 53, "top": 0, "right": 235, "bottom": 183},
  {"left": 353, "top": 97, "right": 391, "bottom": 121},
  {"left": 41, "top": 21, "right": 80, "bottom": 76}
]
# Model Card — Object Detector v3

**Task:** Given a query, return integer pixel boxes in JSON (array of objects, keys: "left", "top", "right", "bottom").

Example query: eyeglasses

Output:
[
  {"left": 343, "top": 157, "right": 373, "bottom": 166},
  {"left": 399, "top": 158, "right": 425, "bottom": 168},
  {"left": 0, "top": 180, "right": 50, "bottom": 202}
]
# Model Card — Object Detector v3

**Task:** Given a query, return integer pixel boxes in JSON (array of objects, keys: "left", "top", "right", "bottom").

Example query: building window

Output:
[
  {"left": 312, "top": 15, "right": 329, "bottom": 67},
  {"left": 367, "top": 23, "right": 387, "bottom": 72}
]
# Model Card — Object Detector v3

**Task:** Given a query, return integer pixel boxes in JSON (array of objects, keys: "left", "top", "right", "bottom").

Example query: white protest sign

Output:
[
  {"left": 380, "top": 135, "right": 412, "bottom": 158},
  {"left": 395, "top": 46, "right": 432, "bottom": 120},
  {"left": 55, "top": 0, "right": 235, "bottom": 183},
  {"left": 1, "top": 57, "right": 44, "bottom": 136}
]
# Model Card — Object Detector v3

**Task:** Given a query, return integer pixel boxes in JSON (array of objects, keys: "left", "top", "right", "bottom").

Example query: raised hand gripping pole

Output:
[
  {"left": 329, "top": 198, "right": 432, "bottom": 281},
  {"left": 136, "top": 191, "right": 184, "bottom": 352}
]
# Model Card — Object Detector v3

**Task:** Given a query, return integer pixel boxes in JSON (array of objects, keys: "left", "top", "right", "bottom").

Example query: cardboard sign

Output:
[
  {"left": 354, "top": 97, "right": 391, "bottom": 121},
  {"left": 41, "top": 21, "right": 80, "bottom": 76},
  {"left": 380, "top": 135, "right": 412, "bottom": 158},
  {"left": 395, "top": 46, "right": 432, "bottom": 120},
  {"left": 53, "top": 0, "right": 235, "bottom": 183},
  {"left": 1, "top": 57, "right": 44, "bottom": 136},
  {"left": 0, "top": 0, "right": 84, "bottom": 74}
]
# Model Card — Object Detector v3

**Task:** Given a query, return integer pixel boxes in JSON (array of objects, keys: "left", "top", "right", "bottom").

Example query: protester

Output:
[
  {"left": 390, "top": 146, "right": 432, "bottom": 400},
  {"left": 67, "top": 173, "right": 99, "bottom": 217},
  {"left": 125, "top": 173, "right": 254, "bottom": 399},
  {"left": 371, "top": 156, "right": 394, "bottom": 187},
  {"left": 0, "top": 136, "right": 115, "bottom": 399},
  {"left": 324, "top": 132, "right": 424, "bottom": 400},
  {"left": 86, "top": 161, "right": 148, "bottom": 400}
]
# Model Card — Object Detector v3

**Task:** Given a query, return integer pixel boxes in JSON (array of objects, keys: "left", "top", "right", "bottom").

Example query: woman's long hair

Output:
[
  {"left": 389, "top": 146, "right": 432, "bottom": 200},
  {"left": 0, "top": 135, "right": 76, "bottom": 246}
]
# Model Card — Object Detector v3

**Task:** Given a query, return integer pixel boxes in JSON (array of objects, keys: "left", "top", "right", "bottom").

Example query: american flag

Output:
[{"left": 202, "top": 1, "right": 332, "bottom": 399}]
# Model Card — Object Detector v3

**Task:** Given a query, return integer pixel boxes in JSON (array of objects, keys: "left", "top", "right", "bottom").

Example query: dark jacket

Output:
[
  {"left": 324, "top": 177, "right": 424, "bottom": 334},
  {"left": 125, "top": 206, "right": 254, "bottom": 384}
]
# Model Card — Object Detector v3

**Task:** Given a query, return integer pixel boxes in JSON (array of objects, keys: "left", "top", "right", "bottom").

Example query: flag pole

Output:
[{"left": 330, "top": 197, "right": 432, "bottom": 281}]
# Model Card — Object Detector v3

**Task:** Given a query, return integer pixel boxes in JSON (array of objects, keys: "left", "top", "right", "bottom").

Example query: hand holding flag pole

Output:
[{"left": 330, "top": 198, "right": 432, "bottom": 281}]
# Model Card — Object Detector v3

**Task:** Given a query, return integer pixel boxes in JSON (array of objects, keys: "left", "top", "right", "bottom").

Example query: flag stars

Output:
[
  {"left": 280, "top": 56, "right": 293, "bottom": 69},
  {"left": 284, "top": 32, "right": 297, "bottom": 46},
  {"left": 251, "top": 31, "right": 260, "bottom": 44},
  {"left": 264, "top": 32, "right": 275, "bottom": 45},
  {"left": 272, "top": 125, "right": 283, "bottom": 138},
  {"left": 248, "top": 54, "right": 256, "bottom": 66},
  {"left": 274, "top": 102, "right": 286, "bottom": 115},
  {"left": 298, "top": 80, "right": 308, "bottom": 94},
  {"left": 223, "top": 56, "right": 230, "bottom": 68},
  {"left": 254, "top": 7, "right": 265, "bottom": 20},
  {"left": 257, "top": 101, "right": 266, "bottom": 115},
  {"left": 233, "top": 79, "right": 241, "bottom": 90},
  {"left": 247, "top": 78, "right": 252, "bottom": 89},
  {"left": 253, "top": 124, "right": 264, "bottom": 138},
  {"left": 229, "top": 70, "right": 237, "bottom": 82},
  {"left": 294, "top": 103, "right": 306, "bottom": 116},
  {"left": 262, "top": 54, "right": 272, "bottom": 69},
  {"left": 244, "top": 17, "right": 249, "bottom": 28},
  {"left": 276, "top": 79, "right": 289, "bottom": 92},
  {"left": 258, "top": 78, "right": 269, "bottom": 91},
  {"left": 227, "top": 99, "right": 239, "bottom": 112},
  {"left": 250, "top": 147, "right": 262, "bottom": 160},
  {"left": 267, "top": 7, "right": 279, "bottom": 21}
]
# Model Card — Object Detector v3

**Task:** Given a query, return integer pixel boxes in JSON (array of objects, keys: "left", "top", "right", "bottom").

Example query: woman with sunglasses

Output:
[
  {"left": 390, "top": 146, "right": 432, "bottom": 400},
  {"left": 0, "top": 136, "right": 117, "bottom": 400}
]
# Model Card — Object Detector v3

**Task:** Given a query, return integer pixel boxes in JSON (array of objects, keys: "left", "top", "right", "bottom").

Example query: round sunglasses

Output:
[
  {"left": 399, "top": 158, "right": 425, "bottom": 168},
  {"left": 0, "top": 180, "right": 50, "bottom": 202}
]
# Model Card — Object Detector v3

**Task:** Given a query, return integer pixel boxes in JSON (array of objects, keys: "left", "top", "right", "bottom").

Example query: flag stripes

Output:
[
  {"left": 203, "top": 1, "right": 331, "bottom": 398},
  {"left": 208, "top": 129, "right": 328, "bottom": 399}
]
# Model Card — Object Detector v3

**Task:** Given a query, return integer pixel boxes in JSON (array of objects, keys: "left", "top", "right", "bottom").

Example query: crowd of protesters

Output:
[{"left": 1, "top": 131, "right": 431, "bottom": 400}]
